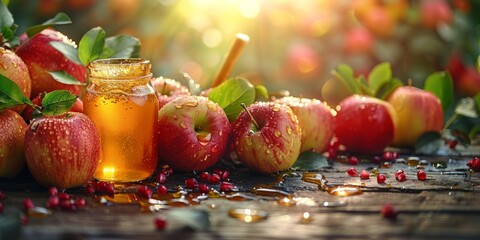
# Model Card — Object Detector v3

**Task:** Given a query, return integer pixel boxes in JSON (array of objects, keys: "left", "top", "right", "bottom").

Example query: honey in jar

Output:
[{"left": 83, "top": 58, "right": 158, "bottom": 182}]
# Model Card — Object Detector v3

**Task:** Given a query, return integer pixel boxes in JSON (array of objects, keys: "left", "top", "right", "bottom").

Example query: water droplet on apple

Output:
[
  {"left": 198, "top": 132, "right": 212, "bottom": 146},
  {"left": 273, "top": 106, "right": 280, "bottom": 112},
  {"left": 218, "top": 130, "right": 223, "bottom": 136},
  {"left": 184, "top": 101, "right": 198, "bottom": 107},
  {"left": 172, "top": 114, "right": 177, "bottom": 119},
  {"left": 211, "top": 144, "right": 220, "bottom": 153},
  {"left": 245, "top": 138, "right": 253, "bottom": 146},
  {"left": 274, "top": 130, "right": 281, "bottom": 138},
  {"left": 175, "top": 105, "right": 183, "bottom": 109},
  {"left": 286, "top": 126, "right": 292, "bottom": 135},
  {"left": 180, "top": 122, "right": 187, "bottom": 129}
]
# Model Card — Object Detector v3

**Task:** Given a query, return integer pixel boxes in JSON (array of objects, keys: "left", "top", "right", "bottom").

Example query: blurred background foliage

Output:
[{"left": 5, "top": 0, "right": 480, "bottom": 99}]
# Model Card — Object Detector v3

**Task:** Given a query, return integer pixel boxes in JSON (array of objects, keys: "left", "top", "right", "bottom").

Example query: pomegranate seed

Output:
[
  {"left": 381, "top": 204, "right": 397, "bottom": 219},
  {"left": 0, "top": 202, "right": 3, "bottom": 213},
  {"left": 184, "top": 178, "right": 199, "bottom": 189},
  {"left": 209, "top": 173, "right": 221, "bottom": 185},
  {"left": 154, "top": 217, "right": 167, "bottom": 230},
  {"left": 60, "top": 199, "right": 77, "bottom": 211},
  {"left": 348, "top": 156, "right": 359, "bottom": 165},
  {"left": 372, "top": 156, "right": 381, "bottom": 164},
  {"left": 199, "top": 172, "right": 210, "bottom": 182},
  {"left": 377, "top": 174, "right": 386, "bottom": 184},
  {"left": 448, "top": 140, "right": 458, "bottom": 149},
  {"left": 396, "top": 172, "right": 407, "bottom": 182},
  {"left": 157, "top": 173, "right": 167, "bottom": 184},
  {"left": 58, "top": 193, "right": 71, "bottom": 201},
  {"left": 137, "top": 186, "right": 153, "bottom": 199},
  {"left": 0, "top": 191, "right": 4, "bottom": 201},
  {"left": 467, "top": 157, "right": 480, "bottom": 172},
  {"left": 199, "top": 184, "right": 210, "bottom": 194},
  {"left": 417, "top": 170, "right": 427, "bottom": 181},
  {"left": 75, "top": 198, "right": 87, "bottom": 208},
  {"left": 158, "top": 185, "right": 168, "bottom": 195},
  {"left": 220, "top": 182, "right": 234, "bottom": 192},
  {"left": 48, "top": 187, "right": 58, "bottom": 196},
  {"left": 212, "top": 169, "right": 223, "bottom": 176},
  {"left": 23, "top": 198, "right": 34, "bottom": 210},
  {"left": 360, "top": 170, "right": 370, "bottom": 179},
  {"left": 221, "top": 171, "right": 230, "bottom": 180},
  {"left": 347, "top": 167, "right": 357, "bottom": 177},
  {"left": 97, "top": 181, "right": 107, "bottom": 192},
  {"left": 86, "top": 184, "right": 96, "bottom": 194},
  {"left": 46, "top": 195, "right": 59, "bottom": 209},
  {"left": 104, "top": 183, "right": 115, "bottom": 195},
  {"left": 394, "top": 169, "right": 405, "bottom": 178},
  {"left": 391, "top": 152, "right": 398, "bottom": 160}
]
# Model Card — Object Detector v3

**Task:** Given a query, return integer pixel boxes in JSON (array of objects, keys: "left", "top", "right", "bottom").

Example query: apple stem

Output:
[
  {"left": 408, "top": 79, "right": 413, "bottom": 86},
  {"left": 240, "top": 103, "right": 260, "bottom": 130}
]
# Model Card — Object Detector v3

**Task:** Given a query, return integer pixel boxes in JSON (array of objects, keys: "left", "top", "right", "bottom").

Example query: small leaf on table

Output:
[
  {"left": 415, "top": 131, "right": 443, "bottom": 155},
  {"left": 292, "top": 152, "right": 329, "bottom": 171}
]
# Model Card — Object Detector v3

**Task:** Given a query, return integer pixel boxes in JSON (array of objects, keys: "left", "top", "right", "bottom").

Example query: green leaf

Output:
[
  {"left": 358, "top": 75, "right": 373, "bottom": 96},
  {"left": 0, "top": 1, "right": 14, "bottom": 30},
  {"left": 424, "top": 71, "right": 453, "bottom": 111},
  {"left": 475, "top": 93, "right": 480, "bottom": 112},
  {"left": 41, "top": 90, "right": 77, "bottom": 116},
  {"left": 376, "top": 78, "right": 403, "bottom": 100},
  {"left": 208, "top": 78, "right": 255, "bottom": 121},
  {"left": 26, "top": 12, "right": 72, "bottom": 37},
  {"left": 469, "top": 124, "right": 480, "bottom": 139},
  {"left": 368, "top": 62, "right": 392, "bottom": 95},
  {"left": 78, "top": 27, "right": 105, "bottom": 66},
  {"left": 415, "top": 131, "right": 443, "bottom": 155},
  {"left": 0, "top": 74, "right": 32, "bottom": 110},
  {"left": 291, "top": 151, "right": 329, "bottom": 171},
  {"left": 49, "top": 41, "right": 81, "bottom": 65},
  {"left": 254, "top": 85, "right": 269, "bottom": 102},
  {"left": 49, "top": 71, "right": 85, "bottom": 86},
  {"left": 101, "top": 35, "right": 141, "bottom": 59},
  {"left": 1, "top": 25, "right": 13, "bottom": 39},
  {"left": 331, "top": 64, "right": 361, "bottom": 95},
  {"left": 455, "top": 98, "right": 478, "bottom": 118}
]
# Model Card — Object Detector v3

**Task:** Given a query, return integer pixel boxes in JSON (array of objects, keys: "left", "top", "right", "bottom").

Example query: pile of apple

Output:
[{"left": 0, "top": 6, "right": 447, "bottom": 190}]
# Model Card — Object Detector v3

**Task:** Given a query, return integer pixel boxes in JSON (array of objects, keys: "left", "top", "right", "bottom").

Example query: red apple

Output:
[
  {"left": 420, "top": 0, "right": 453, "bottom": 29},
  {"left": 456, "top": 67, "right": 480, "bottom": 97},
  {"left": 335, "top": 95, "right": 397, "bottom": 154},
  {"left": 24, "top": 112, "right": 100, "bottom": 189},
  {"left": 157, "top": 96, "right": 230, "bottom": 172},
  {"left": 151, "top": 77, "right": 190, "bottom": 110},
  {"left": 275, "top": 97, "right": 335, "bottom": 153},
  {"left": 15, "top": 29, "right": 87, "bottom": 98},
  {"left": 0, "top": 109, "right": 28, "bottom": 178},
  {"left": 387, "top": 86, "right": 444, "bottom": 147},
  {"left": 0, "top": 47, "right": 32, "bottom": 113},
  {"left": 231, "top": 102, "right": 302, "bottom": 173}
]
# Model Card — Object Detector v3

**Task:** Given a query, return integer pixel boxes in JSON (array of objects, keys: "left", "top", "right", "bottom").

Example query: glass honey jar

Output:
[{"left": 83, "top": 58, "right": 158, "bottom": 182}]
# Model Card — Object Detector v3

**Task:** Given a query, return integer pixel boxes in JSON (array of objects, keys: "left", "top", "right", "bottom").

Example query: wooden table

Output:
[{"left": 1, "top": 152, "right": 480, "bottom": 240}]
